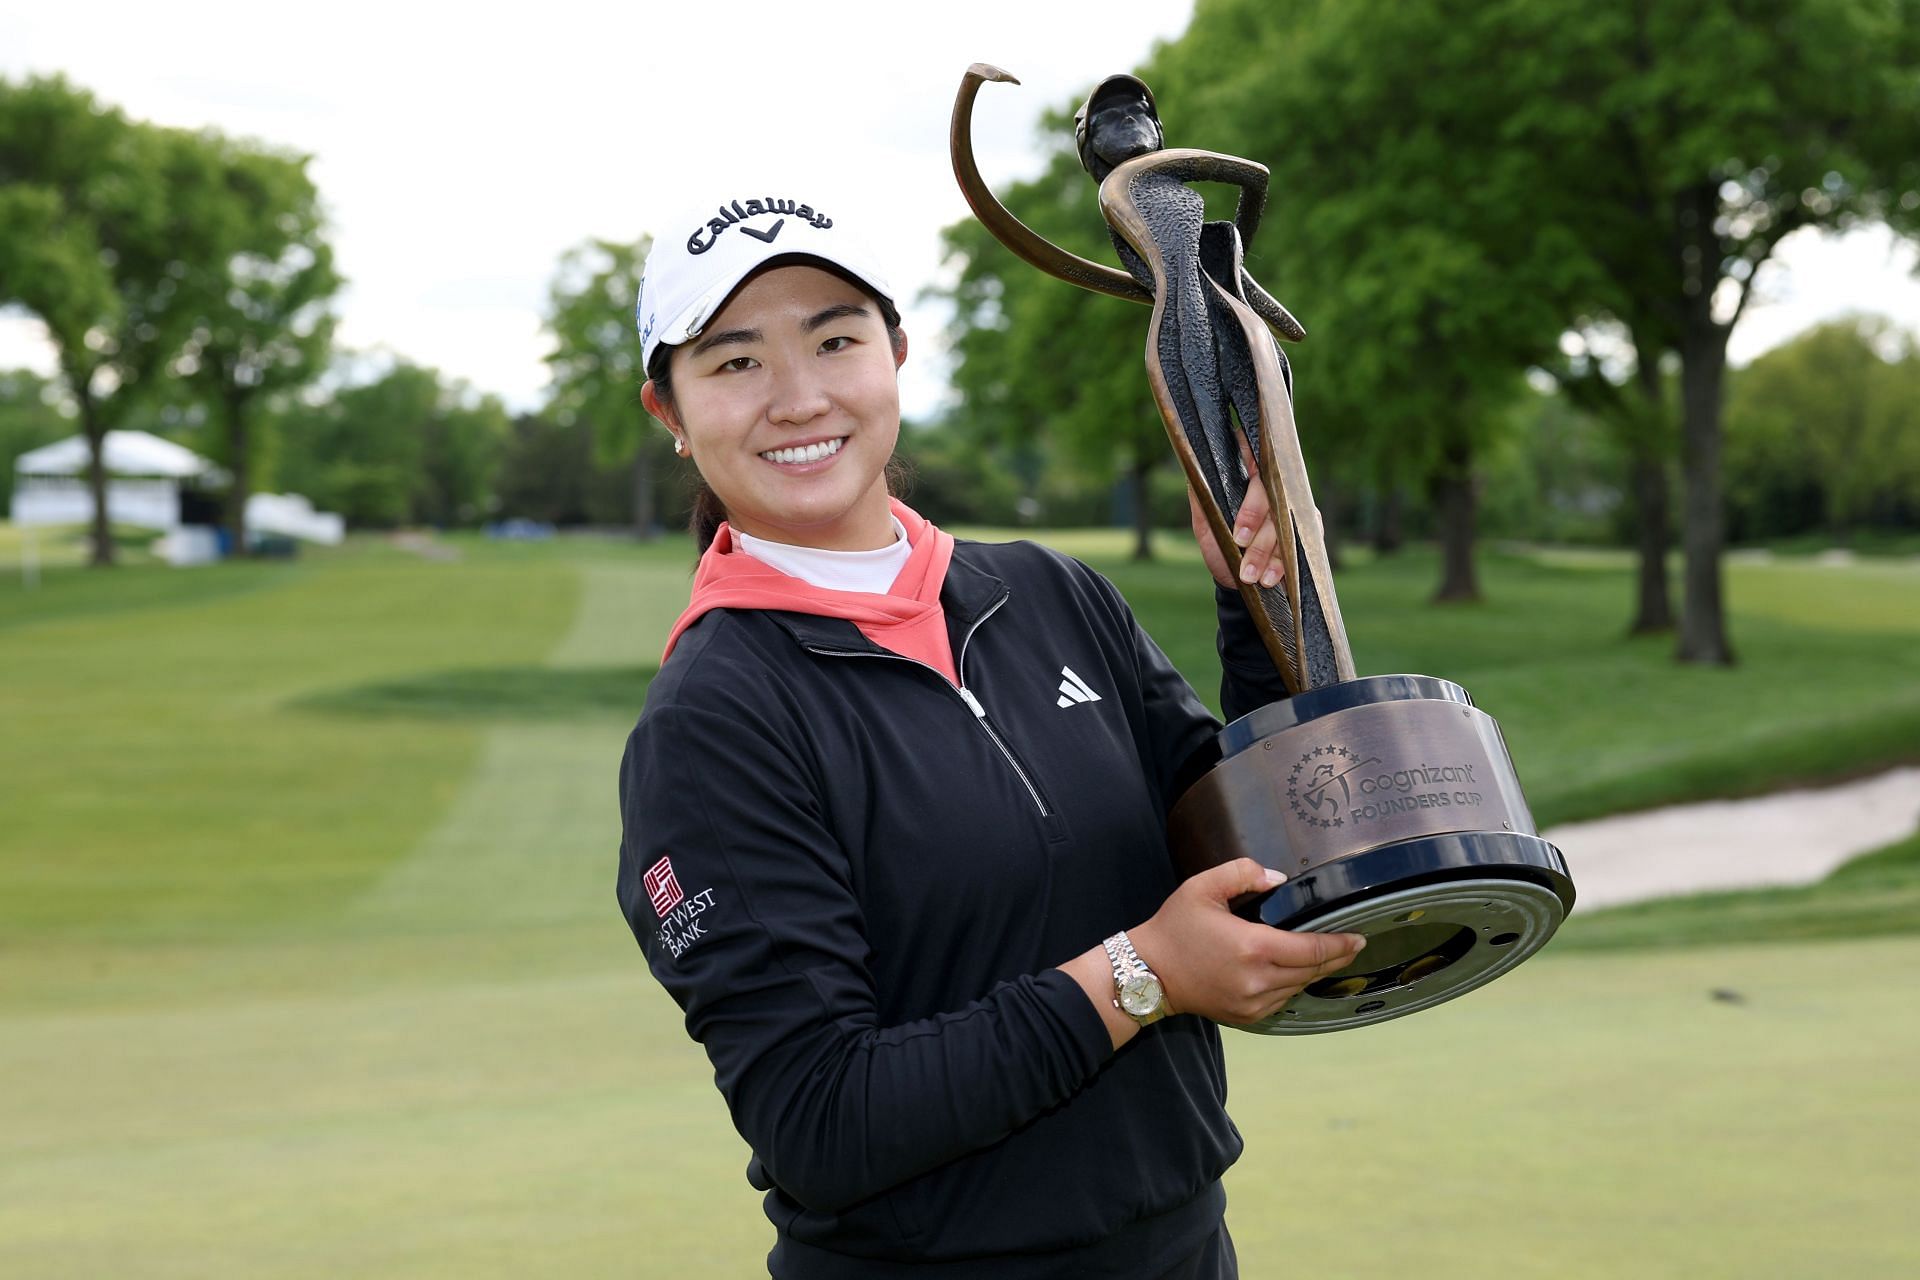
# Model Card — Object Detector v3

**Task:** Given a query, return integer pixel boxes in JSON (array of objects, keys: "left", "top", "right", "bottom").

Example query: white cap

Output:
[{"left": 635, "top": 189, "right": 895, "bottom": 372}]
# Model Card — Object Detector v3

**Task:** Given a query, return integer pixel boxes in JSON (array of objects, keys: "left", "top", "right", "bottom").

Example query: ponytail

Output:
[
  {"left": 648, "top": 348, "right": 730, "bottom": 551},
  {"left": 690, "top": 480, "right": 728, "bottom": 553}
]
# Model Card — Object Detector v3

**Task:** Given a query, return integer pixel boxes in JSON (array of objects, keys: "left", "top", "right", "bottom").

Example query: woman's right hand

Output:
[{"left": 1130, "top": 859, "right": 1366, "bottom": 1026}]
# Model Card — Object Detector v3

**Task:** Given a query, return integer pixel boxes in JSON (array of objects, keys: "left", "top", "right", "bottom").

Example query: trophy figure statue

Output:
[{"left": 952, "top": 64, "right": 1576, "bottom": 1034}]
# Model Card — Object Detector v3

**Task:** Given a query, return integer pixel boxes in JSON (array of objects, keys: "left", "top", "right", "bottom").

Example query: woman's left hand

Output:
[{"left": 1189, "top": 464, "right": 1285, "bottom": 592}]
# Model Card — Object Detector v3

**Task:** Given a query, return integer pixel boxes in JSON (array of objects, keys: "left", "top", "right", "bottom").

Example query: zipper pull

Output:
[{"left": 957, "top": 687, "right": 989, "bottom": 720}]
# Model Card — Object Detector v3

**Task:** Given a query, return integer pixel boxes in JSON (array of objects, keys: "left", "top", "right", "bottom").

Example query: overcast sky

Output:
[{"left": 4, "top": 0, "right": 1917, "bottom": 423}]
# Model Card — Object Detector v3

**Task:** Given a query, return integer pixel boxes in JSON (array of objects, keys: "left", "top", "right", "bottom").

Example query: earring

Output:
[{"left": 672, "top": 437, "right": 687, "bottom": 456}]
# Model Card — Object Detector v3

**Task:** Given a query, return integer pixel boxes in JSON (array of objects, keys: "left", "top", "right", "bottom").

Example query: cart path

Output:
[{"left": 1544, "top": 766, "right": 1920, "bottom": 912}]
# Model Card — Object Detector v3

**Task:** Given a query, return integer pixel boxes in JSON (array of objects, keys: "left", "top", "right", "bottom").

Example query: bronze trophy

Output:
[{"left": 952, "top": 65, "right": 1575, "bottom": 1033}]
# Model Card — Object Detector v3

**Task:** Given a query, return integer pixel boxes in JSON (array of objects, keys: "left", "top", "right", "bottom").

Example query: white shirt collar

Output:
[{"left": 733, "top": 516, "right": 912, "bottom": 594}]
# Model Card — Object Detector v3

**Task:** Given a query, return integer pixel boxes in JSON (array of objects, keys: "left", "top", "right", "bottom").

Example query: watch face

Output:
[{"left": 1119, "top": 973, "right": 1164, "bottom": 1018}]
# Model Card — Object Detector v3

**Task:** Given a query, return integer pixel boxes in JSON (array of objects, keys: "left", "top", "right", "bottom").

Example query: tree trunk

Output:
[
  {"left": 1626, "top": 449, "right": 1673, "bottom": 634},
  {"left": 77, "top": 380, "right": 115, "bottom": 569},
  {"left": 1372, "top": 485, "right": 1404, "bottom": 555},
  {"left": 1675, "top": 329, "right": 1733, "bottom": 663},
  {"left": 224, "top": 389, "right": 252, "bottom": 558},
  {"left": 1669, "top": 182, "right": 1736, "bottom": 666},
  {"left": 1623, "top": 351, "right": 1674, "bottom": 633},
  {"left": 631, "top": 445, "right": 657, "bottom": 541},
  {"left": 1429, "top": 442, "right": 1481, "bottom": 603},
  {"left": 1130, "top": 454, "right": 1154, "bottom": 562}
]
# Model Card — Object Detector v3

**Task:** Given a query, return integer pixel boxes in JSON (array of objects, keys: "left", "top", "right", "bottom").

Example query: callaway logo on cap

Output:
[{"left": 635, "top": 187, "right": 895, "bottom": 371}]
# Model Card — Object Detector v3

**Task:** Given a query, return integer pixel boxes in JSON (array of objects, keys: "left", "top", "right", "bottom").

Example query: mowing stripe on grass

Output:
[
  {"left": 546, "top": 561, "right": 689, "bottom": 669},
  {"left": 349, "top": 558, "right": 664, "bottom": 933},
  {"left": 349, "top": 722, "right": 629, "bottom": 931}
]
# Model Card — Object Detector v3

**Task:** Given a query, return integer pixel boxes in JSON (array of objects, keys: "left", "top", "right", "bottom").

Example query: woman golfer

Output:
[{"left": 616, "top": 185, "right": 1365, "bottom": 1279}]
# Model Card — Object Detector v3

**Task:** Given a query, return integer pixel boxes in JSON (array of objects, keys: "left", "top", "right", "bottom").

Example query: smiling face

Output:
[{"left": 643, "top": 264, "right": 906, "bottom": 551}]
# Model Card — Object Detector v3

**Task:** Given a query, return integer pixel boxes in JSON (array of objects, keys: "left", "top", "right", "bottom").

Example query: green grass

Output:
[
  {"left": 0, "top": 520, "right": 164, "bottom": 571},
  {"left": 2, "top": 524, "right": 1917, "bottom": 1276},
  {"left": 0, "top": 554, "right": 296, "bottom": 632},
  {"left": 297, "top": 663, "right": 658, "bottom": 720},
  {"left": 2, "top": 934, "right": 1912, "bottom": 1277},
  {"left": 1077, "top": 535, "right": 1920, "bottom": 826},
  {"left": 1756, "top": 528, "right": 1920, "bottom": 557},
  {"left": 0, "top": 536, "right": 590, "bottom": 940}
]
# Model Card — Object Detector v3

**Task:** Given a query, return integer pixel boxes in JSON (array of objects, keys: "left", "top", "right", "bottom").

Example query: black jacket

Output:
[{"left": 617, "top": 538, "right": 1289, "bottom": 1277}]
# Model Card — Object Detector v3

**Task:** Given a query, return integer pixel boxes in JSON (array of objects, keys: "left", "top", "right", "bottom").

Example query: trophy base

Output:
[
  {"left": 1168, "top": 675, "right": 1576, "bottom": 1034},
  {"left": 1237, "top": 834, "right": 1571, "bottom": 1034}
]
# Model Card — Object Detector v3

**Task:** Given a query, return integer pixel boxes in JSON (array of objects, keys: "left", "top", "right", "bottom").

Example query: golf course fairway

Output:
[{"left": 3, "top": 531, "right": 1914, "bottom": 1276}]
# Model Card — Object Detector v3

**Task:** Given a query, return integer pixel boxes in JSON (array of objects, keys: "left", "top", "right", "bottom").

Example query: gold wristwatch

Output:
[{"left": 1102, "top": 930, "right": 1168, "bottom": 1026}]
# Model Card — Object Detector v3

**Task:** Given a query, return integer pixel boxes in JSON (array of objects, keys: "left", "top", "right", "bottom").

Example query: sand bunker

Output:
[{"left": 1544, "top": 767, "right": 1920, "bottom": 912}]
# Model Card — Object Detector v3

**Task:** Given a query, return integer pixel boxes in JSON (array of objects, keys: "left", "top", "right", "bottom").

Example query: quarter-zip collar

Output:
[
  {"left": 664, "top": 500, "right": 961, "bottom": 680},
  {"left": 778, "top": 568, "right": 1051, "bottom": 823}
]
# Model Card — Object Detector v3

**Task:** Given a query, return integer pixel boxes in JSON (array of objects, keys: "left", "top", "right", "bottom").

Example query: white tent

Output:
[
  {"left": 245, "top": 492, "right": 344, "bottom": 546},
  {"left": 10, "top": 430, "right": 345, "bottom": 559},
  {"left": 14, "top": 430, "right": 219, "bottom": 480},
  {"left": 10, "top": 430, "right": 223, "bottom": 532}
]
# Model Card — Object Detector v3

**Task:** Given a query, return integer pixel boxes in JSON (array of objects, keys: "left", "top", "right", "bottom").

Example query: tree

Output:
[
  {"left": 494, "top": 412, "right": 593, "bottom": 525},
  {"left": 493, "top": 412, "right": 642, "bottom": 527},
  {"left": 274, "top": 361, "right": 432, "bottom": 526},
  {"left": 1146, "top": 0, "right": 1920, "bottom": 641},
  {"left": 896, "top": 415, "right": 1060, "bottom": 528},
  {"left": 544, "top": 237, "right": 671, "bottom": 538},
  {"left": 938, "top": 3, "right": 1610, "bottom": 594},
  {"left": 273, "top": 359, "right": 504, "bottom": 529},
  {"left": 1479, "top": 382, "right": 1626, "bottom": 546},
  {"left": 413, "top": 388, "right": 510, "bottom": 527},
  {"left": 0, "top": 77, "right": 346, "bottom": 565},
  {"left": 0, "top": 77, "right": 192, "bottom": 566},
  {"left": 0, "top": 368, "right": 73, "bottom": 512},
  {"left": 1495, "top": 0, "right": 1920, "bottom": 661},
  {"left": 176, "top": 139, "right": 340, "bottom": 555},
  {"left": 1724, "top": 315, "right": 1920, "bottom": 537},
  {"left": 1545, "top": 323, "right": 1679, "bottom": 633},
  {"left": 1151, "top": 0, "right": 1584, "bottom": 600}
]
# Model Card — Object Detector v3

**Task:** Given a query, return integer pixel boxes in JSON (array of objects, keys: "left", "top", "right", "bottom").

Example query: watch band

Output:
[
  {"left": 1102, "top": 929, "right": 1168, "bottom": 1025},
  {"left": 1102, "top": 931, "right": 1133, "bottom": 986}
]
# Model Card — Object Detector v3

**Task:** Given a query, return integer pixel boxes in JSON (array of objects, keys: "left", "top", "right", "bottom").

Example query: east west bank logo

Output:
[
  {"left": 644, "top": 855, "right": 718, "bottom": 960},
  {"left": 686, "top": 197, "right": 834, "bottom": 255}
]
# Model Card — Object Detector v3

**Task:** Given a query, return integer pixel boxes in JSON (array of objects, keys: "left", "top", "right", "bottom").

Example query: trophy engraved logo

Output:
[{"left": 1286, "top": 745, "right": 1376, "bottom": 829}]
